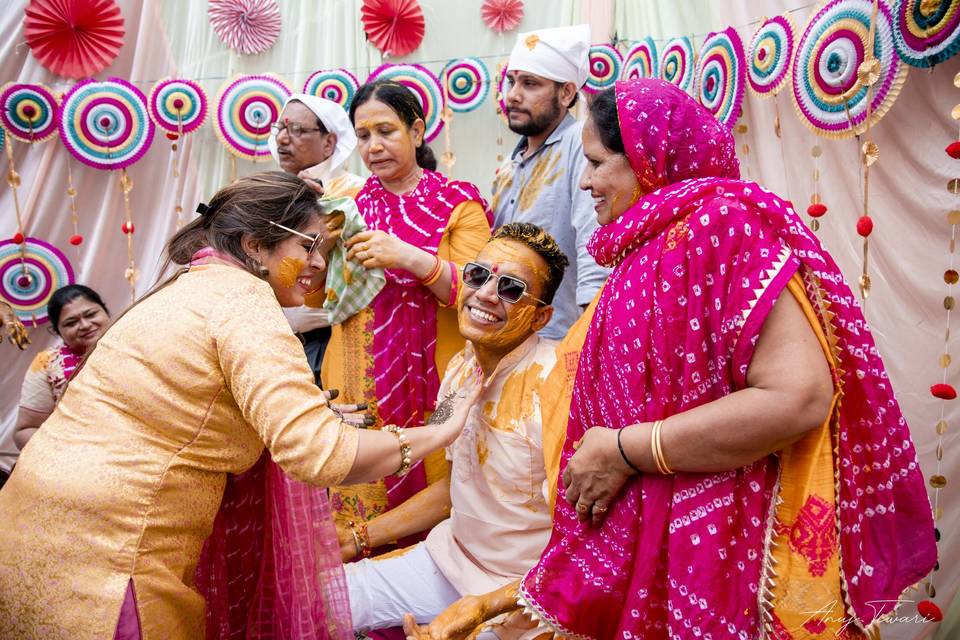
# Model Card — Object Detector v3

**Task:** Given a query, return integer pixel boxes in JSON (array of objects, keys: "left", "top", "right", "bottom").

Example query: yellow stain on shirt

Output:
[
  {"left": 518, "top": 147, "right": 564, "bottom": 213},
  {"left": 488, "top": 362, "right": 545, "bottom": 431},
  {"left": 491, "top": 166, "right": 515, "bottom": 213},
  {"left": 476, "top": 429, "right": 489, "bottom": 466}
]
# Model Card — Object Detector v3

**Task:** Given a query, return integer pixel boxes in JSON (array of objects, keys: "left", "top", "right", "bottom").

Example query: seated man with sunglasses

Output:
[{"left": 345, "top": 223, "right": 569, "bottom": 636}]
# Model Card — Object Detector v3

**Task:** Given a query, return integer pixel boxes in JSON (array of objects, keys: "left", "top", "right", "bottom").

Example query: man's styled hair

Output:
[{"left": 490, "top": 223, "right": 569, "bottom": 304}]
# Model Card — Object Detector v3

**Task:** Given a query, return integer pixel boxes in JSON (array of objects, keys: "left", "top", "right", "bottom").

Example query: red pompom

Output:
[
  {"left": 12, "top": 232, "right": 25, "bottom": 244},
  {"left": 946, "top": 141, "right": 960, "bottom": 159},
  {"left": 69, "top": 234, "right": 83, "bottom": 246},
  {"left": 121, "top": 221, "right": 135, "bottom": 234},
  {"left": 856, "top": 216, "right": 874, "bottom": 237},
  {"left": 165, "top": 132, "right": 179, "bottom": 141},
  {"left": 918, "top": 600, "right": 943, "bottom": 622},
  {"left": 807, "top": 203, "right": 827, "bottom": 218},
  {"left": 931, "top": 383, "right": 957, "bottom": 400}
]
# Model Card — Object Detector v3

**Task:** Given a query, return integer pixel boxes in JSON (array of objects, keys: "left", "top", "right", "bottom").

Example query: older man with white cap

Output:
[
  {"left": 492, "top": 24, "right": 609, "bottom": 341},
  {"left": 269, "top": 95, "right": 368, "bottom": 383}
]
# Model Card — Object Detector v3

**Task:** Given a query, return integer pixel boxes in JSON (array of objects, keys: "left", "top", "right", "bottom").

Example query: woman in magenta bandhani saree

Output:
[{"left": 518, "top": 79, "right": 936, "bottom": 639}]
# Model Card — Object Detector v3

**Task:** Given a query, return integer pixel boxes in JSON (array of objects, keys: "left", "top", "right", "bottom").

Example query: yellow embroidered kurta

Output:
[
  {"left": 0, "top": 264, "right": 359, "bottom": 640},
  {"left": 322, "top": 199, "right": 491, "bottom": 527}
]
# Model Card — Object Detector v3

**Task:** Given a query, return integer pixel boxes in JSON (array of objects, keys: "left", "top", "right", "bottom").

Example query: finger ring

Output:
[
  {"left": 592, "top": 504, "right": 608, "bottom": 513},
  {"left": 575, "top": 502, "right": 589, "bottom": 513}
]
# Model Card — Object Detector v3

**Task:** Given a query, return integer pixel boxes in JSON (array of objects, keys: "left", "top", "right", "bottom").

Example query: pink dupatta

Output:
[
  {"left": 189, "top": 248, "right": 353, "bottom": 639},
  {"left": 355, "top": 170, "right": 489, "bottom": 509},
  {"left": 519, "top": 79, "right": 936, "bottom": 639}
]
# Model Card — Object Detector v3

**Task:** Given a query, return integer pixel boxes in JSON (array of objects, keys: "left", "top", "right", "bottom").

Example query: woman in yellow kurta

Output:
[
  {"left": 0, "top": 172, "right": 478, "bottom": 640},
  {"left": 321, "top": 80, "right": 491, "bottom": 547}
]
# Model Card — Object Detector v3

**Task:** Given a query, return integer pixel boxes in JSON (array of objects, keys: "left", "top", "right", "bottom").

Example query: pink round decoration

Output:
[
  {"left": 481, "top": 0, "right": 524, "bottom": 34},
  {"left": 208, "top": 0, "right": 281, "bottom": 56}
]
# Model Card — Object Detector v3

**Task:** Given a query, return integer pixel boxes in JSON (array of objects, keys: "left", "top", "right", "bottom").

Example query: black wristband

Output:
[{"left": 617, "top": 426, "right": 642, "bottom": 474}]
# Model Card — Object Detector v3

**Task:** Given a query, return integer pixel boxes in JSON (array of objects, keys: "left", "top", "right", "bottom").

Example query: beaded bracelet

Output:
[
  {"left": 383, "top": 424, "right": 412, "bottom": 477},
  {"left": 348, "top": 520, "right": 372, "bottom": 559}
]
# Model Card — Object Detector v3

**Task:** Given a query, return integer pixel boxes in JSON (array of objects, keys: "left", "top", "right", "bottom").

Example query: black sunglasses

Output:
[{"left": 462, "top": 262, "right": 546, "bottom": 305}]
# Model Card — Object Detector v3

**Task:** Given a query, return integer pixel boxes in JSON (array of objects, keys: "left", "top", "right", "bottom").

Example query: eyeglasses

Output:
[
  {"left": 270, "top": 122, "right": 324, "bottom": 139},
  {"left": 268, "top": 220, "right": 323, "bottom": 256},
  {"left": 462, "top": 262, "right": 546, "bottom": 305}
]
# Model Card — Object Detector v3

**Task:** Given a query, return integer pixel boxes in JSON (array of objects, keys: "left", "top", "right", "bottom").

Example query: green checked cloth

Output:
[{"left": 315, "top": 196, "right": 385, "bottom": 325}]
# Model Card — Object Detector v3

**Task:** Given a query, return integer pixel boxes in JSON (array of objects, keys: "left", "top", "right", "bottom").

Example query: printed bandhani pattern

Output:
[
  {"left": 59, "top": 78, "right": 154, "bottom": 170},
  {"left": 368, "top": 63, "right": 445, "bottom": 142},
  {"left": 748, "top": 14, "right": 797, "bottom": 96},
  {"left": 585, "top": 44, "right": 623, "bottom": 94},
  {"left": 0, "top": 83, "right": 60, "bottom": 143},
  {"left": 442, "top": 57, "right": 490, "bottom": 113},
  {"left": 622, "top": 37, "right": 658, "bottom": 80},
  {"left": 893, "top": 0, "right": 960, "bottom": 67},
  {"left": 659, "top": 36, "right": 696, "bottom": 94},
  {"left": 303, "top": 69, "right": 360, "bottom": 110},
  {"left": 0, "top": 237, "right": 74, "bottom": 326},
  {"left": 215, "top": 74, "right": 291, "bottom": 161},
  {"left": 696, "top": 27, "right": 746, "bottom": 126},
  {"left": 792, "top": 0, "right": 907, "bottom": 138},
  {"left": 148, "top": 78, "right": 208, "bottom": 135}
]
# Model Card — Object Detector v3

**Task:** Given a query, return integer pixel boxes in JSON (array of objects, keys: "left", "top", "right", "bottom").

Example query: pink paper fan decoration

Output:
[
  {"left": 23, "top": 0, "right": 125, "bottom": 79},
  {"left": 361, "top": 0, "right": 425, "bottom": 57},
  {"left": 208, "top": 0, "right": 281, "bottom": 56},
  {"left": 481, "top": 0, "right": 524, "bottom": 34}
]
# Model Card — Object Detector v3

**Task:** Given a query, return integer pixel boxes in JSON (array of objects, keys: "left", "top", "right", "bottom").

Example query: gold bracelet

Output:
[
  {"left": 651, "top": 419, "right": 675, "bottom": 475},
  {"left": 383, "top": 424, "right": 412, "bottom": 477},
  {"left": 348, "top": 520, "right": 372, "bottom": 558},
  {"left": 420, "top": 255, "right": 443, "bottom": 286}
]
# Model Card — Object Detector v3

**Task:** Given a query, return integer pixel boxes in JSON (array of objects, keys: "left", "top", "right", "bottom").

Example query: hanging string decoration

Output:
[
  {"left": 584, "top": 44, "right": 623, "bottom": 95},
  {"left": 659, "top": 36, "right": 696, "bottom": 94},
  {"left": 748, "top": 14, "right": 797, "bottom": 97},
  {"left": 361, "top": 0, "right": 426, "bottom": 57},
  {"left": 0, "top": 83, "right": 60, "bottom": 143},
  {"left": 214, "top": 74, "right": 290, "bottom": 161},
  {"left": 622, "top": 37, "right": 658, "bottom": 80},
  {"left": 59, "top": 78, "right": 154, "bottom": 170},
  {"left": 442, "top": 58, "right": 491, "bottom": 113},
  {"left": 496, "top": 62, "right": 510, "bottom": 124},
  {"left": 303, "top": 69, "right": 360, "bottom": 110},
  {"left": 208, "top": 0, "right": 281, "bottom": 56},
  {"left": 695, "top": 27, "right": 746, "bottom": 127},
  {"left": 23, "top": 0, "right": 125, "bottom": 79},
  {"left": 792, "top": 0, "right": 907, "bottom": 138},
  {"left": 893, "top": 0, "right": 960, "bottom": 67},
  {"left": 0, "top": 237, "right": 74, "bottom": 327},
  {"left": 807, "top": 144, "right": 829, "bottom": 232},
  {"left": 481, "top": 0, "right": 524, "bottom": 34},
  {"left": 368, "top": 64, "right": 445, "bottom": 142}
]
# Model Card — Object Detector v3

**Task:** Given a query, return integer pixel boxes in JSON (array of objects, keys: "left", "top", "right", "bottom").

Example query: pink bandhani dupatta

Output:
[
  {"left": 59, "top": 343, "right": 83, "bottom": 380},
  {"left": 188, "top": 249, "right": 352, "bottom": 639},
  {"left": 356, "top": 170, "right": 489, "bottom": 509},
  {"left": 519, "top": 79, "right": 936, "bottom": 639}
]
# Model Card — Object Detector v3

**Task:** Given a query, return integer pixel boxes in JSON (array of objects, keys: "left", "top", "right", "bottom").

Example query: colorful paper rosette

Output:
[
  {"left": 0, "top": 237, "right": 74, "bottom": 326},
  {"left": 148, "top": 78, "right": 208, "bottom": 135},
  {"left": 659, "top": 36, "right": 696, "bottom": 94},
  {"left": 58, "top": 78, "right": 154, "bottom": 170},
  {"left": 442, "top": 57, "right": 490, "bottom": 113},
  {"left": 792, "top": 0, "right": 907, "bottom": 138},
  {"left": 303, "top": 69, "right": 360, "bottom": 110},
  {"left": 696, "top": 27, "right": 746, "bottom": 127},
  {"left": 748, "top": 14, "right": 797, "bottom": 97},
  {"left": 622, "top": 37, "right": 658, "bottom": 80},
  {"left": 0, "top": 83, "right": 60, "bottom": 143},
  {"left": 893, "top": 0, "right": 960, "bottom": 67},
  {"left": 368, "top": 63, "right": 445, "bottom": 142},
  {"left": 214, "top": 74, "right": 291, "bottom": 161},
  {"left": 585, "top": 44, "right": 623, "bottom": 94}
]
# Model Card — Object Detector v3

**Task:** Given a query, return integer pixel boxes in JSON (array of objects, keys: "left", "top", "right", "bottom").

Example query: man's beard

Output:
[{"left": 507, "top": 93, "right": 563, "bottom": 137}]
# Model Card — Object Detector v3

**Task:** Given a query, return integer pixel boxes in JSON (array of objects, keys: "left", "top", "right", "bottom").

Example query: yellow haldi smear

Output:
[
  {"left": 277, "top": 257, "right": 304, "bottom": 289},
  {"left": 487, "top": 304, "right": 537, "bottom": 348}
]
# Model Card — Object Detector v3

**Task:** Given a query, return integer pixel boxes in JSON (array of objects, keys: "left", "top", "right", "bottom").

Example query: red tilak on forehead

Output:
[
  {"left": 492, "top": 264, "right": 499, "bottom": 274},
  {"left": 284, "top": 116, "right": 289, "bottom": 124}
]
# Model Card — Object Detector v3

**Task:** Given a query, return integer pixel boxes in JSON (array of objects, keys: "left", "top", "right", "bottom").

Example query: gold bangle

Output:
[
  {"left": 348, "top": 520, "right": 372, "bottom": 559},
  {"left": 420, "top": 255, "right": 443, "bottom": 286},
  {"left": 651, "top": 419, "right": 674, "bottom": 475},
  {"left": 384, "top": 424, "right": 413, "bottom": 477}
]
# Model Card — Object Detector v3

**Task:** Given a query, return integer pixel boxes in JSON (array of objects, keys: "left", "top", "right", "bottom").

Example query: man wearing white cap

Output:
[
  {"left": 492, "top": 24, "right": 609, "bottom": 341},
  {"left": 269, "top": 95, "right": 366, "bottom": 382}
]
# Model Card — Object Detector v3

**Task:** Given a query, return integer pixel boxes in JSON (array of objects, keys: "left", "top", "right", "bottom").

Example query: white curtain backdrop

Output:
[{"left": 0, "top": 1, "right": 955, "bottom": 637}]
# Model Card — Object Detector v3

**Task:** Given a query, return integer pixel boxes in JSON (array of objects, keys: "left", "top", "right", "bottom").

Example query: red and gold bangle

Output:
[
  {"left": 348, "top": 520, "right": 372, "bottom": 559},
  {"left": 445, "top": 260, "right": 459, "bottom": 307},
  {"left": 420, "top": 254, "right": 443, "bottom": 286}
]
